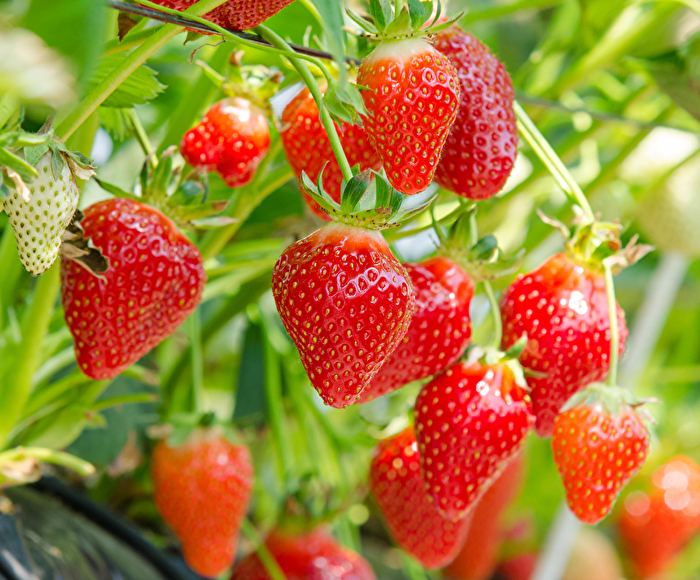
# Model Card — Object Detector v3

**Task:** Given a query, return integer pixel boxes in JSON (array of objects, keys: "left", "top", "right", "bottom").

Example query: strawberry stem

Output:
[
  {"left": 484, "top": 280, "right": 503, "bottom": 350},
  {"left": 56, "top": 0, "right": 230, "bottom": 141},
  {"left": 255, "top": 25, "right": 354, "bottom": 183},
  {"left": 128, "top": 109, "right": 155, "bottom": 160},
  {"left": 0, "top": 446, "right": 95, "bottom": 477},
  {"left": 240, "top": 519, "right": 288, "bottom": 580},
  {"left": 513, "top": 101, "right": 595, "bottom": 223},
  {"left": 603, "top": 259, "right": 619, "bottom": 387},
  {"left": 188, "top": 310, "right": 205, "bottom": 414}
]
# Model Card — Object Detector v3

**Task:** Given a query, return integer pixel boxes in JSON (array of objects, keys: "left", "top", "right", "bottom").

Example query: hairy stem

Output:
[{"left": 56, "top": 0, "right": 229, "bottom": 141}]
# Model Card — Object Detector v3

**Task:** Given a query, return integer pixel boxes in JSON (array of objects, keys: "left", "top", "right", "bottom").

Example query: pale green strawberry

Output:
[{"left": 3, "top": 150, "right": 80, "bottom": 275}]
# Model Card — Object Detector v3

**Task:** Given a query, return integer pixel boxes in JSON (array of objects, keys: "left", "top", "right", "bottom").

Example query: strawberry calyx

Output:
[
  {"left": 538, "top": 210, "right": 653, "bottom": 274},
  {"left": 195, "top": 56, "right": 282, "bottom": 119},
  {"left": 347, "top": 0, "right": 459, "bottom": 41},
  {"left": 560, "top": 382, "right": 655, "bottom": 427},
  {"left": 148, "top": 412, "right": 244, "bottom": 449},
  {"left": 301, "top": 167, "right": 436, "bottom": 230},
  {"left": 462, "top": 342, "right": 529, "bottom": 393},
  {"left": 435, "top": 208, "right": 523, "bottom": 282}
]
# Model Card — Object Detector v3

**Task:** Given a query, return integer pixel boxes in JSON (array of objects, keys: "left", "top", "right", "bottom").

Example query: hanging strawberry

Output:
[
  {"left": 351, "top": 1, "right": 461, "bottom": 195},
  {"left": 151, "top": 0, "right": 296, "bottom": 31}
]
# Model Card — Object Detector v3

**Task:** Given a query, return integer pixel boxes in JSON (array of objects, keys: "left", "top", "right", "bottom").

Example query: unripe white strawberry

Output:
[{"left": 3, "top": 150, "right": 79, "bottom": 275}]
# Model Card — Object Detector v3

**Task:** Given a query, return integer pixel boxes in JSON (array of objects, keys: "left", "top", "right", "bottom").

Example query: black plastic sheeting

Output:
[{"left": 0, "top": 478, "right": 203, "bottom": 580}]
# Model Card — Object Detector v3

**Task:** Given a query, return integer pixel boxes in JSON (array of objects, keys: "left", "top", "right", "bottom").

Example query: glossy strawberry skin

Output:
[
  {"left": 60, "top": 198, "right": 205, "bottom": 380},
  {"left": 362, "top": 257, "right": 474, "bottom": 402},
  {"left": 552, "top": 404, "right": 649, "bottom": 524},
  {"left": 358, "top": 38, "right": 460, "bottom": 195},
  {"left": 371, "top": 427, "right": 472, "bottom": 569},
  {"left": 272, "top": 222, "right": 414, "bottom": 408},
  {"left": 151, "top": 0, "right": 296, "bottom": 31},
  {"left": 500, "top": 253, "right": 628, "bottom": 438},
  {"left": 152, "top": 429, "right": 254, "bottom": 578},
  {"left": 280, "top": 87, "right": 381, "bottom": 219},
  {"left": 415, "top": 361, "right": 533, "bottom": 521},
  {"left": 444, "top": 457, "right": 524, "bottom": 580},
  {"left": 231, "top": 528, "right": 376, "bottom": 580},
  {"left": 433, "top": 27, "right": 518, "bottom": 200},
  {"left": 180, "top": 98, "right": 270, "bottom": 188},
  {"left": 619, "top": 456, "right": 700, "bottom": 579}
]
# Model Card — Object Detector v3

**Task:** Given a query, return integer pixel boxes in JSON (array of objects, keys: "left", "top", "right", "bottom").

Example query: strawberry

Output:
[
  {"left": 271, "top": 222, "right": 414, "bottom": 408},
  {"left": 619, "top": 456, "right": 700, "bottom": 579},
  {"left": 151, "top": 0, "right": 296, "bottom": 31},
  {"left": 60, "top": 198, "right": 206, "bottom": 379},
  {"left": 500, "top": 252, "right": 628, "bottom": 438},
  {"left": 357, "top": 37, "right": 460, "bottom": 195},
  {"left": 414, "top": 360, "right": 533, "bottom": 521},
  {"left": 496, "top": 553, "right": 537, "bottom": 580},
  {"left": 280, "top": 87, "right": 381, "bottom": 220},
  {"left": 433, "top": 27, "right": 518, "bottom": 200},
  {"left": 362, "top": 257, "right": 474, "bottom": 402},
  {"left": 180, "top": 97, "right": 270, "bottom": 188},
  {"left": 370, "top": 427, "right": 473, "bottom": 569},
  {"left": 151, "top": 427, "right": 253, "bottom": 578},
  {"left": 3, "top": 149, "right": 91, "bottom": 276},
  {"left": 551, "top": 388, "right": 650, "bottom": 524},
  {"left": 444, "top": 456, "right": 524, "bottom": 580},
  {"left": 231, "top": 527, "right": 376, "bottom": 580}
]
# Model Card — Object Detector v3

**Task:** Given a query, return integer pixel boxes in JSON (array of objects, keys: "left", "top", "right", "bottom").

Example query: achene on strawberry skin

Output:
[
  {"left": 552, "top": 399, "right": 650, "bottom": 524},
  {"left": 151, "top": 0, "right": 296, "bottom": 31},
  {"left": 60, "top": 198, "right": 206, "bottom": 379},
  {"left": 272, "top": 222, "right": 415, "bottom": 408}
]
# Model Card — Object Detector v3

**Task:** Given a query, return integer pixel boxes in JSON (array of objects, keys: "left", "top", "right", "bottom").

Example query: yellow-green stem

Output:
[
  {"left": 484, "top": 281, "right": 503, "bottom": 350},
  {"left": 604, "top": 261, "right": 619, "bottom": 387},
  {"left": 240, "top": 520, "right": 288, "bottom": 580}
]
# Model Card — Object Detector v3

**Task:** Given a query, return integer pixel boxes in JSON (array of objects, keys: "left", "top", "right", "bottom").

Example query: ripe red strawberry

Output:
[
  {"left": 151, "top": 0, "right": 296, "bottom": 31},
  {"left": 60, "top": 198, "right": 205, "bottom": 379},
  {"left": 151, "top": 428, "right": 253, "bottom": 578},
  {"left": 280, "top": 87, "right": 381, "bottom": 219},
  {"left": 272, "top": 222, "right": 414, "bottom": 408},
  {"left": 362, "top": 257, "right": 474, "bottom": 402},
  {"left": 619, "top": 456, "right": 700, "bottom": 579},
  {"left": 180, "top": 97, "right": 270, "bottom": 188},
  {"left": 414, "top": 360, "right": 533, "bottom": 521},
  {"left": 231, "top": 527, "right": 376, "bottom": 580},
  {"left": 500, "top": 252, "right": 628, "bottom": 438},
  {"left": 444, "top": 456, "right": 524, "bottom": 580},
  {"left": 357, "top": 37, "right": 460, "bottom": 195},
  {"left": 433, "top": 27, "right": 518, "bottom": 200},
  {"left": 495, "top": 553, "right": 537, "bottom": 580},
  {"left": 370, "top": 427, "right": 472, "bottom": 569},
  {"left": 551, "top": 395, "right": 650, "bottom": 524}
]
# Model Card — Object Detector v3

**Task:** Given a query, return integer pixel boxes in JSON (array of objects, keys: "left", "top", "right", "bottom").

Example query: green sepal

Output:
[
  {"left": 156, "top": 413, "right": 244, "bottom": 449},
  {"left": 383, "top": 5, "right": 413, "bottom": 35},
  {"left": 345, "top": 3, "right": 378, "bottom": 34},
  {"left": 170, "top": 200, "right": 230, "bottom": 222},
  {"left": 340, "top": 169, "right": 371, "bottom": 213},
  {"left": 189, "top": 216, "right": 237, "bottom": 229},
  {"left": 406, "top": 0, "right": 427, "bottom": 29},
  {"left": 0, "top": 183, "right": 9, "bottom": 199},
  {"left": 559, "top": 383, "right": 656, "bottom": 429},
  {"left": 369, "top": 0, "right": 392, "bottom": 32},
  {"left": 323, "top": 80, "right": 368, "bottom": 127},
  {"left": 463, "top": 344, "right": 529, "bottom": 391}
]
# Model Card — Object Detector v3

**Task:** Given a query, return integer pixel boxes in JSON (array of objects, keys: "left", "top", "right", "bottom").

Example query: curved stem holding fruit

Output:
[
  {"left": 483, "top": 281, "right": 503, "bottom": 350},
  {"left": 240, "top": 519, "right": 288, "bottom": 580},
  {"left": 514, "top": 101, "right": 595, "bottom": 223},
  {"left": 254, "top": 25, "right": 354, "bottom": 183},
  {"left": 603, "top": 260, "right": 619, "bottom": 388}
]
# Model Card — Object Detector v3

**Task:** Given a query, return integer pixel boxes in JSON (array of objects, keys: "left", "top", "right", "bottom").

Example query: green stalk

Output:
[
  {"left": 128, "top": 109, "right": 154, "bottom": 158},
  {"left": 255, "top": 25, "right": 354, "bottom": 182},
  {"left": 0, "top": 264, "right": 61, "bottom": 449},
  {"left": 514, "top": 101, "right": 595, "bottom": 222},
  {"left": 0, "top": 226, "right": 23, "bottom": 329},
  {"left": 188, "top": 310, "right": 204, "bottom": 413},
  {"left": 91, "top": 393, "right": 157, "bottom": 412},
  {"left": 55, "top": 0, "right": 229, "bottom": 141},
  {"left": 484, "top": 281, "right": 503, "bottom": 350},
  {"left": 0, "top": 446, "right": 95, "bottom": 477},
  {"left": 240, "top": 520, "right": 287, "bottom": 580},
  {"left": 604, "top": 261, "right": 619, "bottom": 387}
]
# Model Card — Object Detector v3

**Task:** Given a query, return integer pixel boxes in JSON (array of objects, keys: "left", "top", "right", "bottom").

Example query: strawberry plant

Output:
[{"left": 2, "top": 1, "right": 700, "bottom": 580}]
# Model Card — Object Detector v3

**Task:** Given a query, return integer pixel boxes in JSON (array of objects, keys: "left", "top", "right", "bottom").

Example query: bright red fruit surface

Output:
[
  {"left": 151, "top": 428, "right": 253, "bottom": 578},
  {"left": 362, "top": 257, "right": 474, "bottom": 402},
  {"left": 60, "top": 198, "right": 205, "bottom": 379},
  {"left": 500, "top": 253, "right": 628, "bottom": 438},
  {"left": 180, "top": 97, "right": 270, "bottom": 188},
  {"left": 271, "top": 222, "right": 414, "bottom": 408},
  {"left": 231, "top": 528, "right": 376, "bottom": 580},
  {"left": 444, "top": 457, "right": 524, "bottom": 580},
  {"left": 414, "top": 361, "right": 533, "bottom": 521},
  {"left": 371, "top": 427, "right": 472, "bottom": 569},
  {"left": 552, "top": 403, "right": 649, "bottom": 524},
  {"left": 619, "top": 456, "right": 700, "bottom": 579},
  {"left": 280, "top": 87, "right": 381, "bottom": 219},
  {"left": 358, "top": 37, "right": 460, "bottom": 195},
  {"left": 434, "top": 26, "right": 518, "bottom": 200},
  {"left": 151, "top": 0, "right": 296, "bottom": 31}
]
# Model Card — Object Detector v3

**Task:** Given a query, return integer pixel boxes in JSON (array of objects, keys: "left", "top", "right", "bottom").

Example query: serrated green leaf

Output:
[
  {"left": 90, "top": 54, "right": 165, "bottom": 108},
  {"left": 98, "top": 107, "right": 132, "bottom": 141}
]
